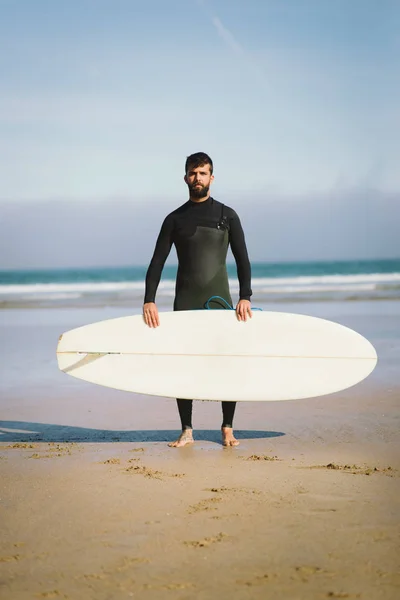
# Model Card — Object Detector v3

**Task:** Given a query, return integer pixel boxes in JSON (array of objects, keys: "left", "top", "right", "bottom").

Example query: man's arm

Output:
[
  {"left": 229, "top": 210, "right": 252, "bottom": 300},
  {"left": 143, "top": 214, "right": 174, "bottom": 327},
  {"left": 229, "top": 210, "right": 252, "bottom": 321}
]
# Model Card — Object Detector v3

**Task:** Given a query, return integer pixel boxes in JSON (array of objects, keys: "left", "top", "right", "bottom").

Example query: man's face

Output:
[{"left": 184, "top": 163, "right": 214, "bottom": 199}]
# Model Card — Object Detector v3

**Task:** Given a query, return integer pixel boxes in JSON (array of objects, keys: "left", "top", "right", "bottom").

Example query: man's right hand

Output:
[{"left": 143, "top": 302, "right": 160, "bottom": 328}]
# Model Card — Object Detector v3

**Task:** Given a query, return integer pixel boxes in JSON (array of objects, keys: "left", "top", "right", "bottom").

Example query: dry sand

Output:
[{"left": 1, "top": 386, "right": 399, "bottom": 600}]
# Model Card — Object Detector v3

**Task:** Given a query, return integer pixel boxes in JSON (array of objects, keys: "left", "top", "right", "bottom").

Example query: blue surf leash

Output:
[{"left": 204, "top": 295, "right": 262, "bottom": 311}]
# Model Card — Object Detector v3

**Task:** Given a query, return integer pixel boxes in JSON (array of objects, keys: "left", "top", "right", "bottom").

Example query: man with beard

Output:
[{"left": 143, "top": 152, "right": 252, "bottom": 447}]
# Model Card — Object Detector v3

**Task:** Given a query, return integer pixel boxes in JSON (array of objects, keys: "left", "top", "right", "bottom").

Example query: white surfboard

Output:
[{"left": 56, "top": 311, "right": 377, "bottom": 401}]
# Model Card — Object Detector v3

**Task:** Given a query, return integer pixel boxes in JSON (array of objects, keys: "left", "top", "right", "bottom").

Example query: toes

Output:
[
  {"left": 222, "top": 438, "right": 239, "bottom": 447},
  {"left": 168, "top": 437, "right": 194, "bottom": 447}
]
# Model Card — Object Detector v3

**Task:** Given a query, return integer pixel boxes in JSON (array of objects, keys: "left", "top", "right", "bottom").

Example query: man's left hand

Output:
[{"left": 236, "top": 299, "right": 252, "bottom": 322}]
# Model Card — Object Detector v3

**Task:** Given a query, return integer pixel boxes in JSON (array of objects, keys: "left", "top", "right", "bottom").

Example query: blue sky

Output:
[
  {"left": 0, "top": 0, "right": 399, "bottom": 266},
  {"left": 1, "top": 0, "right": 399, "bottom": 200}
]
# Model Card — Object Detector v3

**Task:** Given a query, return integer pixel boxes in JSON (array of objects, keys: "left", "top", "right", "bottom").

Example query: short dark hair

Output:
[{"left": 185, "top": 152, "right": 213, "bottom": 175}]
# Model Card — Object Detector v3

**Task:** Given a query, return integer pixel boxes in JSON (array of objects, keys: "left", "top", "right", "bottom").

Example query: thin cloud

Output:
[
  {"left": 211, "top": 16, "right": 246, "bottom": 56},
  {"left": 196, "top": 0, "right": 267, "bottom": 86}
]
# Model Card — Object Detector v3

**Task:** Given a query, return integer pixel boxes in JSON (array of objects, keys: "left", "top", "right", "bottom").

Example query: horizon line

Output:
[{"left": 1, "top": 256, "right": 400, "bottom": 274}]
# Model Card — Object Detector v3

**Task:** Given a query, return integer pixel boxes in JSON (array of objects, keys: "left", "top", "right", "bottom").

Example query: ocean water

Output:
[{"left": 0, "top": 258, "right": 399, "bottom": 309}]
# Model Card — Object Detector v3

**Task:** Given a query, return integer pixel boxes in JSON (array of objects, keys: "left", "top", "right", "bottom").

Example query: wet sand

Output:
[{"left": 1, "top": 386, "right": 399, "bottom": 600}]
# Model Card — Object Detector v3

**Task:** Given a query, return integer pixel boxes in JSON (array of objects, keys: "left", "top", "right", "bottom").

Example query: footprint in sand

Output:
[
  {"left": 125, "top": 465, "right": 163, "bottom": 479},
  {"left": 206, "top": 486, "right": 262, "bottom": 496},
  {"left": 27, "top": 443, "right": 80, "bottom": 459},
  {"left": 0, "top": 554, "right": 22, "bottom": 562},
  {"left": 124, "top": 464, "right": 185, "bottom": 480},
  {"left": 294, "top": 565, "right": 326, "bottom": 581},
  {"left": 184, "top": 532, "right": 228, "bottom": 548},
  {"left": 236, "top": 573, "right": 277, "bottom": 586},
  {"left": 99, "top": 456, "right": 185, "bottom": 480},
  {"left": 189, "top": 486, "right": 262, "bottom": 518},
  {"left": 244, "top": 454, "right": 282, "bottom": 461},
  {"left": 143, "top": 582, "right": 195, "bottom": 591},
  {"left": 187, "top": 496, "right": 223, "bottom": 514},
  {"left": 3, "top": 443, "right": 38, "bottom": 449},
  {"left": 305, "top": 463, "right": 397, "bottom": 477},
  {"left": 36, "top": 591, "right": 67, "bottom": 599},
  {"left": 80, "top": 556, "right": 150, "bottom": 583},
  {"left": 326, "top": 592, "right": 361, "bottom": 598}
]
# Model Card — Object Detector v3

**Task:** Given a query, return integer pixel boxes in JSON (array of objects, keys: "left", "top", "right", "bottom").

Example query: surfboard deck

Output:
[{"left": 56, "top": 310, "right": 377, "bottom": 401}]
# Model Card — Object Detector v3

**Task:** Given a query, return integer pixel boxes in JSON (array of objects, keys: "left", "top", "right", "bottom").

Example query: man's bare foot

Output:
[
  {"left": 168, "top": 429, "right": 194, "bottom": 448},
  {"left": 222, "top": 427, "right": 240, "bottom": 447}
]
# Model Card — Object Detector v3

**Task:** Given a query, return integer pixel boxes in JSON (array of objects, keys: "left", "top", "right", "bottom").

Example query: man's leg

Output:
[
  {"left": 168, "top": 399, "right": 195, "bottom": 447},
  {"left": 221, "top": 401, "right": 239, "bottom": 446}
]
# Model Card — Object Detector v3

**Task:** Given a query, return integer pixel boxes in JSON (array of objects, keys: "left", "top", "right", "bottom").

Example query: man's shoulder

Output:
[
  {"left": 162, "top": 201, "right": 190, "bottom": 222},
  {"left": 216, "top": 200, "right": 239, "bottom": 219}
]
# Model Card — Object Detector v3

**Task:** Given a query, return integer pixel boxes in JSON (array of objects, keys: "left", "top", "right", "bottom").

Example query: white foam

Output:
[
  {"left": 24, "top": 293, "right": 83, "bottom": 300},
  {"left": 246, "top": 273, "right": 400, "bottom": 286},
  {"left": 0, "top": 281, "right": 146, "bottom": 295},
  {"left": 1, "top": 272, "right": 399, "bottom": 298},
  {"left": 256, "top": 284, "right": 377, "bottom": 293}
]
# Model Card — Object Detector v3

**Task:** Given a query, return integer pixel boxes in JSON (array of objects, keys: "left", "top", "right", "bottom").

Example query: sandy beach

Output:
[
  {"left": 1, "top": 302, "right": 400, "bottom": 599},
  {"left": 1, "top": 0, "right": 399, "bottom": 593}
]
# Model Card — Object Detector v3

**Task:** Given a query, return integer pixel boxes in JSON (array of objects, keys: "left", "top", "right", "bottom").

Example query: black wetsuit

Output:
[{"left": 144, "top": 196, "right": 252, "bottom": 430}]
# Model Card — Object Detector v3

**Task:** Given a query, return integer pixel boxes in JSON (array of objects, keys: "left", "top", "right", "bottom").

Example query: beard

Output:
[{"left": 188, "top": 182, "right": 210, "bottom": 199}]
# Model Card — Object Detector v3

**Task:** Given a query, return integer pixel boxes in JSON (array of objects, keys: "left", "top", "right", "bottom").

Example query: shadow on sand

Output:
[{"left": 0, "top": 421, "right": 285, "bottom": 445}]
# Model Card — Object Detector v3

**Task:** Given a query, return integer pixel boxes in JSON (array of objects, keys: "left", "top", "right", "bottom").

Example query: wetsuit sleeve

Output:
[
  {"left": 144, "top": 214, "right": 174, "bottom": 303},
  {"left": 229, "top": 211, "right": 252, "bottom": 301}
]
